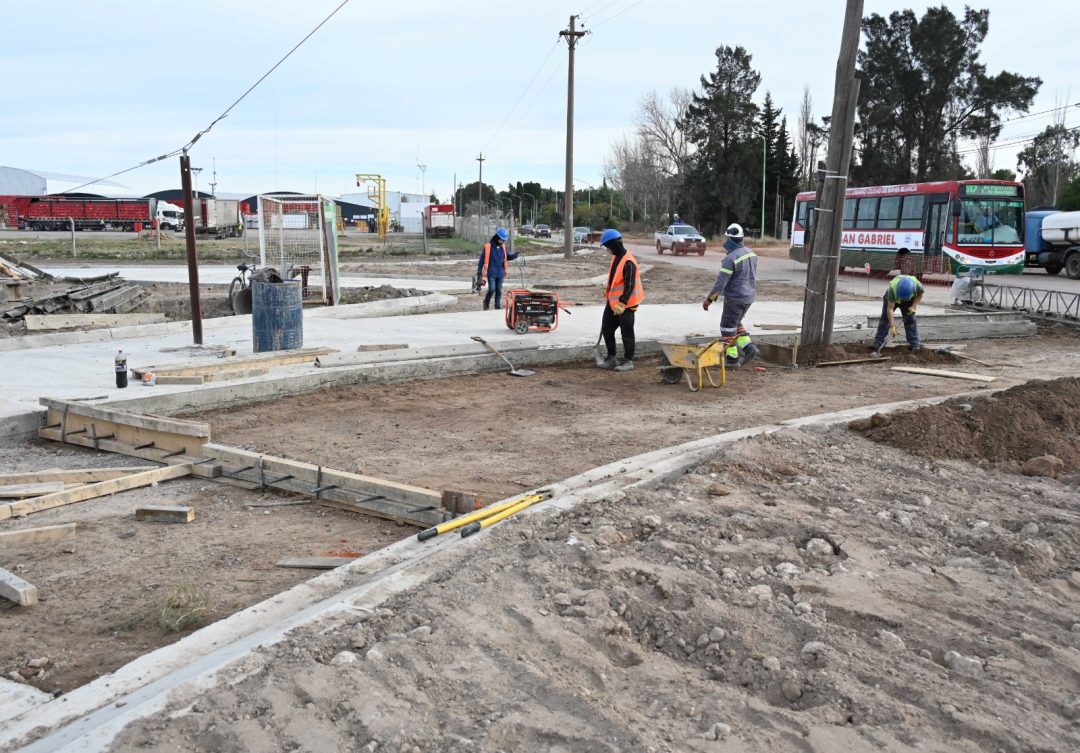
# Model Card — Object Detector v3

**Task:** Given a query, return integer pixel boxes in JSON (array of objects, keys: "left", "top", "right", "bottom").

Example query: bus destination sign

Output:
[{"left": 962, "top": 184, "right": 1020, "bottom": 198}]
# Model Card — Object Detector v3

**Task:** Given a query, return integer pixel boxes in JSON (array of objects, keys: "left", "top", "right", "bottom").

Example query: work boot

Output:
[
  {"left": 741, "top": 343, "right": 760, "bottom": 364},
  {"left": 909, "top": 345, "right": 921, "bottom": 353},
  {"left": 724, "top": 356, "right": 741, "bottom": 370},
  {"left": 614, "top": 360, "right": 635, "bottom": 372},
  {"left": 597, "top": 356, "right": 617, "bottom": 369}
]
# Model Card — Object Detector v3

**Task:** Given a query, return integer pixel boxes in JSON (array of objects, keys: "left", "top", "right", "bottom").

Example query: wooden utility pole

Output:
[
  {"left": 560, "top": 15, "right": 587, "bottom": 259},
  {"left": 179, "top": 151, "right": 203, "bottom": 345},
  {"left": 799, "top": 0, "right": 863, "bottom": 357},
  {"left": 475, "top": 153, "right": 485, "bottom": 207}
]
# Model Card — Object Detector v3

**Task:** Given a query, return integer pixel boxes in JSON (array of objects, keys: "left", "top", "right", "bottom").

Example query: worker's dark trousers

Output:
[
  {"left": 873, "top": 297, "right": 920, "bottom": 349},
  {"left": 719, "top": 299, "right": 753, "bottom": 357},
  {"left": 602, "top": 305, "right": 636, "bottom": 361},
  {"left": 483, "top": 276, "right": 504, "bottom": 309}
]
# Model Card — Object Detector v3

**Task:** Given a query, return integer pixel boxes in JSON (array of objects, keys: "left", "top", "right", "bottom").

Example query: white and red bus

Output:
[{"left": 789, "top": 179, "right": 1025, "bottom": 277}]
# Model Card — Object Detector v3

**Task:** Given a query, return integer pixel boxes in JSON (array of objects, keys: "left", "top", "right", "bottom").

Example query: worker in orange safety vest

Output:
[{"left": 598, "top": 229, "right": 644, "bottom": 372}]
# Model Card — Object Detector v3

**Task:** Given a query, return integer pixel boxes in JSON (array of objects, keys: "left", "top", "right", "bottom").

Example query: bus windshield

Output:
[{"left": 957, "top": 199, "right": 1023, "bottom": 246}]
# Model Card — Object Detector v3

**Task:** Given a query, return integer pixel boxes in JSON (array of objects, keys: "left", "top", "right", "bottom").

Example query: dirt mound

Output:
[
  {"left": 808, "top": 343, "right": 958, "bottom": 366},
  {"left": 861, "top": 377, "right": 1080, "bottom": 472}
]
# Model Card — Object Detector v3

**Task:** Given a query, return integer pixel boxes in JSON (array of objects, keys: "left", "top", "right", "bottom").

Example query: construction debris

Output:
[
  {"left": 0, "top": 522, "right": 78, "bottom": 545},
  {"left": 135, "top": 505, "right": 194, "bottom": 523},
  {"left": 0, "top": 567, "right": 38, "bottom": 606},
  {"left": 274, "top": 556, "right": 356, "bottom": 570},
  {"left": 890, "top": 366, "right": 996, "bottom": 382},
  {"left": 1, "top": 268, "right": 152, "bottom": 325}
]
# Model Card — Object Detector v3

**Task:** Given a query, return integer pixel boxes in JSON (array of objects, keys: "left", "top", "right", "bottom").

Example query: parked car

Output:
[
  {"left": 519, "top": 224, "right": 535, "bottom": 237},
  {"left": 573, "top": 226, "right": 591, "bottom": 243},
  {"left": 655, "top": 224, "right": 707, "bottom": 256},
  {"left": 535, "top": 224, "right": 551, "bottom": 238}
]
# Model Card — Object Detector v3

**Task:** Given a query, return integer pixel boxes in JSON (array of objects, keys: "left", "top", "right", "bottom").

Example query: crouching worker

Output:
[
  {"left": 872, "top": 274, "right": 924, "bottom": 356},
  {"left": 476, "top": 227, "right": 518, "bottom": 310},
  {"left": 703, "top": 223, "right": 759, "bottom": 369},
  {"left": 599, "top": 229, "right": 644, "bottom": 372}
]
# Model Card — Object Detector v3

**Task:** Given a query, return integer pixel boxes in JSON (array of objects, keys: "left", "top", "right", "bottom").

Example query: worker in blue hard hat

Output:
[
  {"left": 703, "top": 223, "right": 759, "bottom": 369},
  {"left": 598, "top": 229, "right": 644, "bottom": 372},
  {"left": 475, "top": 227, "right": 519, "bottom": 310},
  {"left": 872, "top": 274, "right": 924, "bottom": 356}
]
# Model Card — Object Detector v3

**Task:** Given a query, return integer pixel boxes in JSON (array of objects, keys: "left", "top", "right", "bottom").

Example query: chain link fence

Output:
[{"left": 456, "top": 206, "right": 512, "bottom": 245}]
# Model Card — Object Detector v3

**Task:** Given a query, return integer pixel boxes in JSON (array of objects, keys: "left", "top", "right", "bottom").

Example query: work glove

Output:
[
  {"left": 612, "top": 302, "right": 626, "bottom": 316},
  {"left": 908, "top": 305, "right": 917, "bottom": 315},
  {"left": 890, "top": 324, "right": 899, "bottom": 337}
]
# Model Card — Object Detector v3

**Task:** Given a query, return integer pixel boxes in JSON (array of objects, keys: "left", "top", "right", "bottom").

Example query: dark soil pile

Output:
[
  {"left": 807, "top": 343, "right": 958, "bottom": 366},
  {"left": 862, "top": 377, "right": 1080, "bottom": 471},
  {"left": 337, "top": 284, "right": 424, "bottom": 304}
]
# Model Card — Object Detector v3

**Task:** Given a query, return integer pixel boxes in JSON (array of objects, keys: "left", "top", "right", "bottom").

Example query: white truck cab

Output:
[{"left": 157, "top": 202, "right": 185, "bottom": 231}]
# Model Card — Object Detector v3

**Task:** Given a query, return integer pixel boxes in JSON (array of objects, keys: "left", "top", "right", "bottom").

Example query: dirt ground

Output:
[{"left": 110, "top": 380, "right": 1080, "bottom": 753}]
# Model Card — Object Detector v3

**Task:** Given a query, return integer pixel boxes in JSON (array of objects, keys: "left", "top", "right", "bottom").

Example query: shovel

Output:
[{"left": 471, "top": 336, "right": 536, "bottom": 377}]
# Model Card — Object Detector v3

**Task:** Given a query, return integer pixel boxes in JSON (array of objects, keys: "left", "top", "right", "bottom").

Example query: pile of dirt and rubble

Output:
[
  {"left": 109, "top": 424, "right": 1080, "bottom": 753},
  {"left": 858, "top": 377, "right": 1080, "bottom": 475},
  {"left": 805, "top": 343, "right": 961, "bottom": 367}
]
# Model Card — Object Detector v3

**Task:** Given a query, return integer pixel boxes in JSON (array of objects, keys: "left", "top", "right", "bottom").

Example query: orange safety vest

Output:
[
  {"left": 606, "top": 251, "right": 644, "bottom": 309},
  {"left": 480, "top": 242, "right": 508, "bottom": 277}
]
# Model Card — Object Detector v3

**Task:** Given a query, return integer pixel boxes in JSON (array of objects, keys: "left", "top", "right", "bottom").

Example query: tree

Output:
[
  {"left": 796, "top": 87, "right": 828, "bottom": 190},
  {"left": 752, "top": 93, "right": 800, "bottom": 237},
  {"left": 604, "top": 133, "right": 666, "bottom": 225},
  {"left": 681, "top": 45, "right": 762, "bottom": 234},
  {"left": 991, "top": 168, "right": 1016, "bottom": 181},
  {"left": 854, "top": 6, "right": 1041, "bottom": 184},
  {"left": 1059, "top": 175, "right": 1080, "bottom": 212},
  {"left": 1017, "top": 123, "right": 1080, "bottom": 207}
]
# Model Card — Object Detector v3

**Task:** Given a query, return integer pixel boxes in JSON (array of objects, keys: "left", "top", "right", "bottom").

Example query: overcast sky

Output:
[{"left": 1, "top": 0, "right": 1074, "bottom": 200}]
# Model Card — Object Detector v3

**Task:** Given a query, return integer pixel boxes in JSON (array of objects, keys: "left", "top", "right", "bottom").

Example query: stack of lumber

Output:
[
  {"left": 1, "top": 272, "right": 153, "bottom": 324},
  {"left": 0, "top": 251, "right": 47, "bottom": 281}
]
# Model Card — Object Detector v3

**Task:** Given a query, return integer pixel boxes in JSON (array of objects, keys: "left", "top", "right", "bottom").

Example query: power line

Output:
[
  {"left": 62, "top": 0, "right": 353, "bottom": 194},
  {"left": 955, "top": 122, "right": 1080, "bottom": 155},
  {"left": 582, "top": 0, "right": 623, "bottom": 25},
  {"left": 588, "top": 0, "right": 649, "bottom": 28},
  {"left": 481, "top": 41, "right": 561, "bottom": 151},
  {"left": 488, "top": 56, "right": 568, "bottom": 154}
]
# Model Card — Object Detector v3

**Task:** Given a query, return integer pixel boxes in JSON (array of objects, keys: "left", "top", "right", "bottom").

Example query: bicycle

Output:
[{"left": 229, "top": 254, "right": 261, "bottom": 315}]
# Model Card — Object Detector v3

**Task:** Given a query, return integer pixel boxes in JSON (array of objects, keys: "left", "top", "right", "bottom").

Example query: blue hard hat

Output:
[
  {"left": 495, "top": 227, "right": 508, "bottom": 241},
  {"left": 897, "top": 276, "right": 916, "bottom": 299},
  {"left": 600, "top": 229, "right": 621, "bottom": 246}
]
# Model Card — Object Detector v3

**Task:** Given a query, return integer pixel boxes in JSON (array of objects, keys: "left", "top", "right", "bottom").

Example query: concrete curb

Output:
[
  {"left": 0, "top": 388, "right": 996, "bottom": 752},
  {"left": 0, "top": 293, "right": 459, "bottom": 353}
]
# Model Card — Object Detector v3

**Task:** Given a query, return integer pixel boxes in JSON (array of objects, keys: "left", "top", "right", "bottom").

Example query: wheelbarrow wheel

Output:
[
  {"left": 660, "top": 366, "right": 683, "bottom": 385},
  {"left": 514, "top": 320, "right": 530, "bottom": 335}
]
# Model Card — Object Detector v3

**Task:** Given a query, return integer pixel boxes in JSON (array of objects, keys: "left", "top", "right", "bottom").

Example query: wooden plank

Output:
[
  {"left": 0, "top": 467, "right": 157, "bottom": 486},
  {"left": 0, "top": 523, "right": 77, "bottom": 545},
  {"left": 201, "top": 367, "right": 269, "bottom": 383},
  {"left": 153, "top": 375, "right": 205, "bottom": 386},
  {"left": 24, "top": 313, "right": 165, "bottom": 331},
  {"left": 0, "top": 482, "right": 65, "bottom": 499},
  {"left": 204, "top": 443, "right": 442, "bottom": 510},
  {"left": 37, "top": 429, "right": 218, "bottom": 480},
  {"left": 275, "top": 557, "right": 355, "bottom": 570},
  {"left": 88, "top": 285, "right": 144, "bottom": 312},
  {"left": 1, "top": 464, "right": 192, "bottom": 519},
  {"left": 890, "top": 366, "right": 996, "bottom": 383},
  {"left": 135, "top": 505, "right": 194, "bottom": 523},
  {"left": 0, "top": 567, "right": 38, "bottom": 606},
  {"left": 133, "top": 347, "right": 334, "bottom": 379},
  {"left": 357, "top": 343, "right": 410, "bottom": 352},
  {"left": 40, "top": 398, "right": 210, "bottom": 438}
]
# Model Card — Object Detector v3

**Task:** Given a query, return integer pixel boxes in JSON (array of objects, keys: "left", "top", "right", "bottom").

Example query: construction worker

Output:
[
  {"left": 476, "top": 227, "right": 518, "bottom": 310},
  {"left": 703, "top": 223, "right": 759, "bottom": 369},
  {"left": 599, "top": 229, "right": 644, "bottom": 372},
  {"left": 872, "top": 274, "right": 924, "bottom": 355}
]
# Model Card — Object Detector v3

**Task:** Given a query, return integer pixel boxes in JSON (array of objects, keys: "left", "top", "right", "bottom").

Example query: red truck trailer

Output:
[
  {"left": 21, "top": 197, "right": 155, "bottom": 231},
  {"left": 424, "top": 204, "right": 455, "bottom": 238}
]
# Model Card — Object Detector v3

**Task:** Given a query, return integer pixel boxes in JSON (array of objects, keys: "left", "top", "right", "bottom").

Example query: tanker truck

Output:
[{"left": 1025, "top": 209, "right": 1080, "bottom": 279}]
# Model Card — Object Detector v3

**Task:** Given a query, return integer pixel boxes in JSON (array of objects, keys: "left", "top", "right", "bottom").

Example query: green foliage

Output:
[
  {"left": 991, "top": 168, "right": 1017, "bottom": 181},
  {"left": 1017, "top": 124, "right": 1080, "bottom": 206},
  {"left": 854, "top": 6, "right": 1040, "bottom": 184},
  {"left": 1057, "top": 176, "right": 1080, "bottom": 212},
  {"left": 158, "top": 582, "right": 209, "bottom": 634},
  {"left": 681, "top": 45, "right": 762, "bottom": 235}
]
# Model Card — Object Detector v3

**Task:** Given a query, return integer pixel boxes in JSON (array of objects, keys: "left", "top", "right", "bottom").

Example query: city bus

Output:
[{"left": 789, "top": 179, "right": 1025, "bottom": 277}]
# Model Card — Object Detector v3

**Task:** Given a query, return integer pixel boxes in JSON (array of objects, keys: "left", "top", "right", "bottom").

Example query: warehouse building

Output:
[{"left": 0, "top": 166, "right": 126, "bottom": 196}]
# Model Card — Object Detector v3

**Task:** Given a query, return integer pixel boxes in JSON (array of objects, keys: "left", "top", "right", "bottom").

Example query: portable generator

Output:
[{"left": 504, "top": 288, "right": 561, "bottom": 334}]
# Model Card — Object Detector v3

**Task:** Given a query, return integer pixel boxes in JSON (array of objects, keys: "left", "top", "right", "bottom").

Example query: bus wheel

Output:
[{"left": 1045, "top": 263, "right": 1062, "bottom": 276}]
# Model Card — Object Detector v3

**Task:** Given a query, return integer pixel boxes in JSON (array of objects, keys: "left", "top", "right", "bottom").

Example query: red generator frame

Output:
[{"left": 504, "top": 288, "right": 560, "bottom": 334}]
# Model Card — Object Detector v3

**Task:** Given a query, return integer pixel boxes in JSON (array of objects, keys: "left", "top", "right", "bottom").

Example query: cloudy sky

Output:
[{"left": 1, "top": 0, "right": 1074, "bottom": 199}]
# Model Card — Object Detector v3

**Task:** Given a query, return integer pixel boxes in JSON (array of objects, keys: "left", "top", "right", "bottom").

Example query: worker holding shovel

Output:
[
  {"left": 476, "top": 227, "right": 519, "bottom": 311},
  {"left": 598, "top": 229, "right": 644, "bottom": 372},
  {"left": 871, "top": 275, "right": 924, "bottom": 357}
]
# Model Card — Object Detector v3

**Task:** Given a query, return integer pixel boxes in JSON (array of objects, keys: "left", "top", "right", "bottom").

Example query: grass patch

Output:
[{"left": 157, "top": 582, "right": 210, "bottom": 633}]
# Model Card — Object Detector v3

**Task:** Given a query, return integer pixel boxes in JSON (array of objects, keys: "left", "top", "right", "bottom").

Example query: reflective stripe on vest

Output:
[
  {"left": 606, "top": 252, "right": 644, "bottom": 308},
  {"left": 481, "top": 243, "right": 507, "bottom": 277}
]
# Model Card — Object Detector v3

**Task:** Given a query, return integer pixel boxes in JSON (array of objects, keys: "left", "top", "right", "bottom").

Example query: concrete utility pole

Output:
[
  {"left": 560, "top": 14, "right": 587, "bottom": 259},
  {"left": 476, "top": 153, "right": 485, "bottom": 207},
  {"left": 799, "top": 0, "right": 863, "bottom": 357},
  {"left": 179, "top": 151, "right": 203, "bottom": 345}
]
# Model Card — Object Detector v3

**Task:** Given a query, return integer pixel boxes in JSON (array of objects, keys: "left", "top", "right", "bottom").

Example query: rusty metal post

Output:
[{"left": 180, "top": 152, "right": 203, "bottom": 345}]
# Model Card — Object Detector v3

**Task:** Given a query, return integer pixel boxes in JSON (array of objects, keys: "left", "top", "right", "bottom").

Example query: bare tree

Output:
[
  {"left": 797, "top": 87, "right": 813, "bottom": 187},
  {"left": 975, "top": 131, "right": 993, "bottom": 178},
  {"left": 636, "top": 87, "right": 692, "bottom": 176},
  {"left": 605, "top": 133, "right": 666, "bottom": 224}
]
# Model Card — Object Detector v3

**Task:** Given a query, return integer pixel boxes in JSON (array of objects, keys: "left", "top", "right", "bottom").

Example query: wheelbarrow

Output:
[{"left": 658, "top": 339, "right": 727, "bottom": 392}]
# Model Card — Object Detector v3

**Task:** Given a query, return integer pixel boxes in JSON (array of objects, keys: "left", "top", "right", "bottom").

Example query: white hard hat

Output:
[{"left": 725, "top": 223, "right": 744, "bottom": 239}]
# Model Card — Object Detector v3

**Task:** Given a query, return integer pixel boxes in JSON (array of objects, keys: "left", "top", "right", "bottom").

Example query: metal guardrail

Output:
[{"left": 962, "top": 282, "right": 1080, "bottom": 325}]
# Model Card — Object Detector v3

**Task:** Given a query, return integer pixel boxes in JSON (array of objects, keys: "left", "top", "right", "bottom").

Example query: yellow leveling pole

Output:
[{"left": 416, "top": 493, "right": 546, "bottom": 542}]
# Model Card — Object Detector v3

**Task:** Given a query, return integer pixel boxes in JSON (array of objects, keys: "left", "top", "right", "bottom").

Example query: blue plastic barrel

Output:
[{"left": 251, "top": 281, "right": 303, "bottom": 353}]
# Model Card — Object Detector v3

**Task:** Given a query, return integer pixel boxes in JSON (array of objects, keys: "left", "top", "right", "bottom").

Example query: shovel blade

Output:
[{"left": 509, "top": 368, "right": 536, "bottom": 377}]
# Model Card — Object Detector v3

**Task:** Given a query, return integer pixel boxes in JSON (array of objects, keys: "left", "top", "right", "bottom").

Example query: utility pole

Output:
[
  {"left": 476, "top": 153, "right": 485, "bottom": 207},
  {"left": 798, "top": 0, "right": 863, "bottom": 358},
  {"left": 561, "top": 14, "right": 587, "bottom": 259},
  {"left": 760, "top": 135, "right": 767, "bottom": 240},
  {"left": 179, "top": 151, "right": 203, "bottom": 346},
  {"left": 210, "top": 157, "right": 217, "bottom": 197}
]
